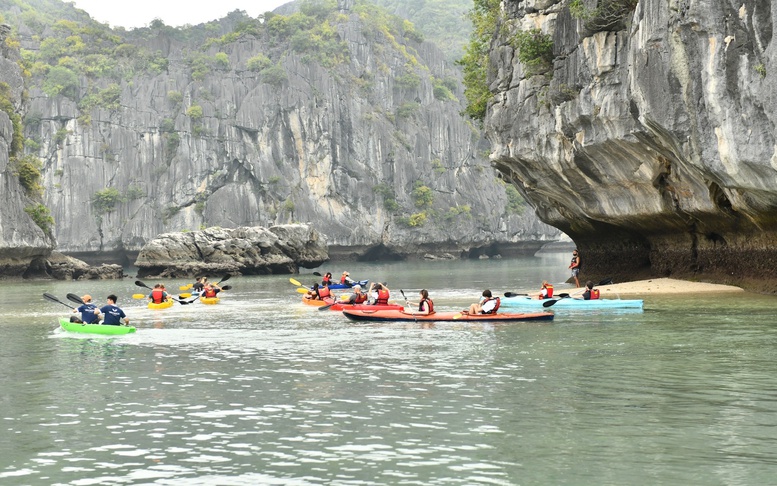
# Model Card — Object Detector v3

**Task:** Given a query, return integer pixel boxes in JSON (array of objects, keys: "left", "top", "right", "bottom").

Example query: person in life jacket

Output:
[
  {"left": 148, "top": 284, "right": 169, "bottom": 304},
  {"left": 369, "top": 282, "right": 390, "bottom": 305},
  {"left": 321, "top": 272, "right": 333, "bottom": 286},
  {"left": 340, "top": 271, "right": 356, "bottom": 286},
  {"left": 201, "top": 282, "right": 222, "bottom": 298},
  {"left": 466, "top": 289, "right": 500, "bottom": 314},
  {"left": 416, "top": 289, "right": 434, "bottom": 315},
  {"left": 539, "top": 281, "right": 554, "bottom": 299},
  {"left": 317, "top": 283, "right": 332, "bottom": 300},
  {"left": 582, "top": 280, "right": 600, "bottom": 300},
  {"left": 345, "top": 285, "right": 368, "bottom": 304}
]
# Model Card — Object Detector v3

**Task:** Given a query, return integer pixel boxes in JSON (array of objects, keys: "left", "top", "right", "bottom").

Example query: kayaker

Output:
[
  {"left": 415, "top": 289, "right": 434, "bottom": 315},
  {"left": 345, "top": 285, "right": 368, "bottom": 304},
  {"left": 100, "top": 294, "right": 129, "bottom": 326},
  {"left": 304, "top": 283, "right": 321, "bottom": 300},
  {"left": 192, "top": 277, "right": 205, "bottom": 293},
  {"left": 321, "top": 272, "right": 333, "bottom": 286},
  {"left": 317, "top": 282, "right": 332, "bottom": 300},
  {"left": 74, "top": 294, "right": 100, "bottom": 324},
  {"left": 569, "top": 249, "right": 581, "bottom": 287},
  {"left": 148, "top": 283, "right": 169, "bottom": 304},
  {"left": 340, "top": 271, "right": 356, "bottom": 287},
  {"left": 539, "top": 281, "right": 554, "bottom": 299},
  {"left": 582, "top": 280, "right": 600, "bottom": 300},
  {"left": 465, "top": 289, "right": 500, "bottom": 314},
  {"left": 369, "top": 282, "right": 390, "bottom": 305},
  {"left": 201, "top": 282, "right": 222, "bottom": 299}
]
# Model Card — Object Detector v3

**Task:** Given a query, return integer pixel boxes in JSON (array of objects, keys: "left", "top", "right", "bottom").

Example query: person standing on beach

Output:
[{"left": 569, "top": 249, "right": 581, "bottom": 287}]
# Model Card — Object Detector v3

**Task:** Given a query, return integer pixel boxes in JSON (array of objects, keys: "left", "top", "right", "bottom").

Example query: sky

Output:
[{"left": 71, "top": 0, "right": 290, "bottom": 29}]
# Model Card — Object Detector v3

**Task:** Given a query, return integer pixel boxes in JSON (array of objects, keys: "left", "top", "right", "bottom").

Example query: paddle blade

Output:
[
  {"left": 313, "top": 272, "right": 322, "bottom": 276},
  {"left": 297, "top": 288, "right": 309, "bottom": 294},
  {"left": 216, "top": 274, "right": 231, "bottom": 284},
  {"left": 290, "top": 278, "right": 302, "bottom": 287},
  {"left": 135, "top": 280, "right": 151, "bottom": 289},
  {"left": 504, "top": 292, "right": 528, "bottom": 298},
  {"left": 318, "top": 303, "right": 335, "bottom": 311},
  {"left": 179, "top": 293, "right": 192, "bottom": 299},
  {"left": 66, "top": 293, "right": 85, "bottom": 305},
  {"left": 179, "top": 285, "right": 191, "bottom": 291},
  {"left": 132, "top": 293, "right": 146, "bottom": 299},
  {"left": 557, "top": 293, "right": 570, "bottom": 298},
  {"left": 542, "top": 299, "right": 558, "bottom": 307},
  {"left": 220, "top": 285, "right": 231, "bottom": 291},
  {"left": 598, "top": 277, "right": 614, "bottom": 286},
  {"left": 452, "top": 313, "right": 464, "bottom": 319},
  {"left": 43, "top": 292, "right": 74, "bottom": 309}
]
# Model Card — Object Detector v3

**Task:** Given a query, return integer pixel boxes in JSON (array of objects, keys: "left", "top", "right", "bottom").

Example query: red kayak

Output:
[
  {"left": 341, "top": 309, "right": 554, "bottom": 322},
  {"left": 326, "top": 302, "right": 405, "bottom": 312}
]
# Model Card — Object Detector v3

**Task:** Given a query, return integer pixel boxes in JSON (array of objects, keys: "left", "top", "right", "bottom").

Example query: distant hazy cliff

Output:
[
  {"left": 0, "top": 0, "right": 560, "bottom": 271},
  {"left": 485, "top": 0, "right": 777, "bottom": 289}
]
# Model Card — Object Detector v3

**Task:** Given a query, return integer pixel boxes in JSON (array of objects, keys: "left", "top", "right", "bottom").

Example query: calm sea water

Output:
[{"left": 2, "top": 253, "right": 777, "bottom": 485}]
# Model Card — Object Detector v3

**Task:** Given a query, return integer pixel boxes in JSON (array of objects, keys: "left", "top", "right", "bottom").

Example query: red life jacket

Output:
[
  {"left": 482, "top": 297, "right": 500, "bottom": 314},
  {"left": 151, "top": 289, "right": 165, "bottom": 304},
  {"left": 353, "top": 292, "right": 368, "bottom": 304},
  {"left": 376, "top": 288, "right": 390, "bottom": 305},
  {"left": 340, "top": 276, "right": 347, "bottom": 284},
  {"left": 318, "top": 287, "right": 331, "bottom": 299},
  {"left": 590, "top": 289, "right": 600, "bottom": 300},
  {"left": 204, "top": 288, "right": 218, "bottom": 298},
  {"left": 420, "top": 298, "right": 434, "bottom": 313},
  {"left": 543, "top": 284, "right": 554, "bottom": 298},
  {"left": 322, "top": 276, "right": 332, "bottom": 285}
]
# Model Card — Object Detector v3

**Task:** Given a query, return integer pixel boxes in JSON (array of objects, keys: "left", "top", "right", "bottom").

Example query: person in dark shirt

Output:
[{"left": 100, "top": 294, "right": 129, "bottom": 326}]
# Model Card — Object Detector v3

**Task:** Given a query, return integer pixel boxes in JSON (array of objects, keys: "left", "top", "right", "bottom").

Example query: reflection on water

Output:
[{"left": 2, "top": 255, "right": 777, "bottom": 484}]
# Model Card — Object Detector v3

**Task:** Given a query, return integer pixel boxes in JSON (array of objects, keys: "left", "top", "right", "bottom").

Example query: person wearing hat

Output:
[
  {"left": 73, "top": 294, "right": 100, "bottom": 324},
  {"left": 345, "top": 284, "right": 368, "bottom": 304},
  {"left": 340, "top": 271, "right": 355, "bottom": 287}
]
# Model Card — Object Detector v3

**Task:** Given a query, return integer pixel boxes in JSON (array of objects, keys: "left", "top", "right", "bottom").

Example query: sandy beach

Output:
[{"left": 579, "top": 278, "right": 744, "bottom": 296}]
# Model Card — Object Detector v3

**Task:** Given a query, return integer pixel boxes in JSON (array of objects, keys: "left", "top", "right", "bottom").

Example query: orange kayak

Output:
[
  {"left": 342, "top": 309, "right": 554, "bottom": 322},
  {"left": 302, "top": 297, "right": 335, "bottom": 307}
]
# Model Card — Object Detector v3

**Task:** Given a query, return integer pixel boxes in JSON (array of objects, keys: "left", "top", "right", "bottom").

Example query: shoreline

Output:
[{"left": 575, "top": 278, "right": 745, "bottom": 296}]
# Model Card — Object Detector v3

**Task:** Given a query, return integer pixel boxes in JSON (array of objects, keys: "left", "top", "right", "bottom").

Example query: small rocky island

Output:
[{"left": 134, "top": 224, "right": 328, "bottom": 278}]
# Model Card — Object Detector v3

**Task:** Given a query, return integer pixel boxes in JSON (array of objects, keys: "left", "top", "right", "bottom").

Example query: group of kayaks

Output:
[{"left": 299, "top": 276, "right": 644, "bottom": 323}]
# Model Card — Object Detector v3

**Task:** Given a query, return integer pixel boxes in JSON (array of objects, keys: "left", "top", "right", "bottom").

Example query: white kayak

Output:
[{"left": 501, "top": 296, "right": 644, "bottom": 310}]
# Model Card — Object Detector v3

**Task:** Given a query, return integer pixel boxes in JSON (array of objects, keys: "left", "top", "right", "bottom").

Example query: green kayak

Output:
[{"left": 59, "top": 317, "right": 136, "bottom": 335}]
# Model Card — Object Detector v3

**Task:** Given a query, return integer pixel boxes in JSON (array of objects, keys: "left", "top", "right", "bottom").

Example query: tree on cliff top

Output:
[{"left": 458, "top": 0, "right": 501, "bottom": 123}]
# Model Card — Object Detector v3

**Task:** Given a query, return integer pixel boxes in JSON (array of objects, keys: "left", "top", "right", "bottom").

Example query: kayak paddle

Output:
[
  {"left": 399, "top": 290, "right": 417, "bottom": 323},
  {"left": 289, "top": 277, "right": 303, "bottom": 287},
  {"left": 296, "top": 288, "right": 309, "bottom": 294},
  {"left": 66, "top": 293, "right": 85, "bottom": 305},
  {"left": 43, "top": 292, "right": 76, "bottom": 309},
  {"left": 503, "top": 292, "right": 528, "bottom": 297}
]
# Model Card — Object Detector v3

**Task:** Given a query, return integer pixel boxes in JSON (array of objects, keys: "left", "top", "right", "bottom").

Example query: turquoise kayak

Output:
[
  {"left": 59, "top": 317, "right": 136, "bottom": 335},
  {"left": 501, "top": 296, "right": 644, "bottom": 310}
]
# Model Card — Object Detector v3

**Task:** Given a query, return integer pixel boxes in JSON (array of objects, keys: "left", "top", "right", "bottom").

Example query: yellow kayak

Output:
[
  {"left": 201, "top": 297, "right": 220, "bottom": 305},
  {"left": 148, "top": 299, "right": 174, "bottom": 309}
]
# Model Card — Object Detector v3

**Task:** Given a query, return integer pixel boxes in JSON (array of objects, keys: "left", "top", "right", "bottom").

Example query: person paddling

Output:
[
  {"left": 345, "top": 285, "right": 368, "bottom": 304},
  {"left": 192, "top": 277, "right": 205, "bottom": 293},
  {"left": 321, "top": 272, "right": 333, "bottom": 287},
  {"left": 100, "top": 294, "right": 129, "bottom": 326},
  {"left": 201, "top": 282, "right": 222, "bottom": 299},
  {"left": 408, "top": 289, "right": 434, "bottom": 315},
  {"left": 340, "top": 271, "right": 356, "bottom": 287},
  {"left": 148, "top": 283, "right": 169, "bottom": 304},
  {"left": 73, "top": 294, "right": 100, "bottom": 323},
  {"left": 538, "top": 281, "right": 554, "bottom": 299}
]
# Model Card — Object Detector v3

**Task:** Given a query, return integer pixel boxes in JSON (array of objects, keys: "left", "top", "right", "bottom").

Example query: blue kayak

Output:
[
  {"left": 316, "top": 279, "right": 369, "bottom": 290},
  {"left": 501, "top": 296, "right": 643, "bottom": 310}
]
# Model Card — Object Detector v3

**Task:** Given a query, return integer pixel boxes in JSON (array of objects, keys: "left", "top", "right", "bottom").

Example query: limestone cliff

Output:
[
  {"left": 0, "top": 23, "right": 55, "bottom": 277},
  {"left": 486, "top": 0, "right": 777, "bottom": 289},
  {"left": 2, "top": 0, "right": 560, "bottom": 266}
]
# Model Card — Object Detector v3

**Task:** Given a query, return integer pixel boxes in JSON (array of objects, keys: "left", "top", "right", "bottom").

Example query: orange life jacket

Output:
[
  {"left": 204, "top": 288, "right": 218, "bottom": 298},
  {"left": 482, "top": 297, "right": 500, "bottom": 314},
  {"left": 542, "top": 284, "right": 554, "bottom": 298},
  {"left": 318, "top": 287, "right": 331, "bottom": 299},
  {"left": 353, "top": 292, "right": 368, "bottom": 304}
]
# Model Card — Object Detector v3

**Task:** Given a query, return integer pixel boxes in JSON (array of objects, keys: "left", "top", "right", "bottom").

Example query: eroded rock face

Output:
[
  {"left": 6, "top": 7, "right": 560, "bottom": 262},
  {"left": 486, "top": 0, "right": 777, "bottom": 289},
  {"left": 134, "top": 224, "right": 328, "bottom": 278},
  {"left": 0, "top": 23, "right": 56, "bottom": 277}
]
